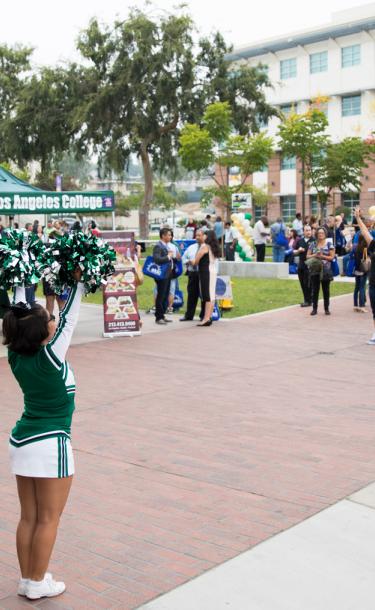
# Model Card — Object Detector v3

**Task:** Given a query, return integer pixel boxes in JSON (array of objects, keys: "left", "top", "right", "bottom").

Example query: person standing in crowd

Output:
[
  {"left": 224, "top": 221, "right": 236, "bottom": 261},
  {"left": 88, "top": 220, "right": 100, "bottom": 237},
  {"left": 2, "top": 271, "right": 84, "bottom": 600},
  {"left": 166, "top": 231, "right": 182, "bottom": 314},
  {"left": 152, "top": 228, "right": 174, "bottom": 325},
  {"left": 353, "top": 208, "right": 375, "bottom": 344},
  {"left": 180, "top": 239, "right": 203, "bottom": 321},
  {"left": 353, "top": 233, "right": 369, "bottom": 313},
  {"left": 294, "top": 225, "right": 314, "bottom": 307},
  {"left": 323, "top": 215, "right": 335, "bottom": 239},
  {"left": 184, "top": 218, "right": 197, "bottom": 240},
  {"left": 292, "top": 212, "right": 303, "bottom": 236},
  {"left": 334, "top": 215, "right": 346, "bottom": 256},
  {"left": 253, "top": 216, "right": 270, "bottom": 262},
  {"left": 307, "top": 227, "right": 335, "bottom": 316},
  {"left": 205, "top": 215, "right": 213, "bottom": 229},
  {"left": 193, "top": 229, "right": 220, "bottom": 327},
  {"left": 285, "top": 229, "right": 299, "bottom": 264},
  {"left": 271, "top": 217, "right": 287, "bottom": 262},
  {"left": 214, "top": 216, "right": 224, "bottom": 256}
]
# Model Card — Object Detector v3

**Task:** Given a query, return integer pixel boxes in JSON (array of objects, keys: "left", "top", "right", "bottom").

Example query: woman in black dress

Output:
[{"left": 193, "top": 230, "right": 221, "bottom": 326}]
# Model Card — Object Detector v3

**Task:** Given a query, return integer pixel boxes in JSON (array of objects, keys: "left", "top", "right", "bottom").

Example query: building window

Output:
[
  {"left": 257, "top": 114, "right": 268, "bottom": 129},
  {"left": 281, "top": 155, "right": 296, "bottom": 170},
  {"left": 280, "top": 58, "right": 297, "bottom": 79},
  {"left": 342, "top": 193, "right": 360, "bottom": 216},
  {"left": 341, "top": 44, "right": 361, "bottom": 68},
  {"left": 281, "top": 195, "right": 296, "bottom": 221},
  {"left": 255, "top": 206, "right": 266, "bottom": 221},
  {"left": 280, "top": 103, "right": 296, "bottom": 117},
  {"left": 342, "top": 95, "right": 361, "bottom": 116},
  {"left": 310, "top": 195, "right": 326, "bottom": 219},
  {"left": 310, "top": 51, "right": 328, "bottom": 74}
]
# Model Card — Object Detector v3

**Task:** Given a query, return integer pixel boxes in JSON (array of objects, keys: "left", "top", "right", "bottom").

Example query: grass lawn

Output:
[{"left": 79, "top": 275, "right": 354, "bottom": 318}]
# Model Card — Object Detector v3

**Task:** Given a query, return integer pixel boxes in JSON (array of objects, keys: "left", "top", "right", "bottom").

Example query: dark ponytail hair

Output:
[
  {"left": 205, "top": 230, "right": 221, "bottom": 258},
  {"left": 2, "top": 304, "right": 50, "bottom": 355}
]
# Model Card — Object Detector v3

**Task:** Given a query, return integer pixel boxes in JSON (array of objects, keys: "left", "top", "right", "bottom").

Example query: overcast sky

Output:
[{"left": 0, "top": 0, "right": 373, "bottom": 67}]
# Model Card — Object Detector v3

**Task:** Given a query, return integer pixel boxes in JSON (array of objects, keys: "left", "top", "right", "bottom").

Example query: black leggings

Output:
[{"left": 310, "top": 275, "right": 331, "bottom": 311}]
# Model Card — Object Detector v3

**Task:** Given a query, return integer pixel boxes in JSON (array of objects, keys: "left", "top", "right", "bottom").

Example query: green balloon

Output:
[
  {"left": 240, "top": 251, "right": 246, "bottom": 260},
  {"left": 244, "top": 213, "right": 252, "bottom": 220},
  {"left": 244, "top": 256, "right": 252, "bottom": 262},
  {"left": 235, "top": 244, "right": 241, "bottom": 253}
]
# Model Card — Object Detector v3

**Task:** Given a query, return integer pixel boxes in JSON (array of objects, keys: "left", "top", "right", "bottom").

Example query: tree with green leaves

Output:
[
  {"left": 2, "top": 64, "right": 88, "bottom": 173},
  {"left": 0, "top": 44, "right": 32, "bottom": 161},
  {"left": 278, "top": 108, "right": 329, "bottom": 220},
  {"left": 179, "top": 101, "right": 274, "bottom": 220},
  {"left": 309, "top": 137, "right": 375, "bottom": 218},
  {"left": 74, "top": 8, "right": 275, "bottom": 237}
]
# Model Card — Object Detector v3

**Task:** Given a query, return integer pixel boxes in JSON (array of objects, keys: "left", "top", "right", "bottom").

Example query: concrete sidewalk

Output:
[
  {"left": 0, "top": 293, "right": 375, "bottom": 609},
  {"left": 140, "top": 482, "right": 375, "bottom": 610}
]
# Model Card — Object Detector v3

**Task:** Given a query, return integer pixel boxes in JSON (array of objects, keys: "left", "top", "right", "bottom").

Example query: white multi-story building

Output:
[{"left": 227, "top": 3, "right": 375, "bottom": 221}]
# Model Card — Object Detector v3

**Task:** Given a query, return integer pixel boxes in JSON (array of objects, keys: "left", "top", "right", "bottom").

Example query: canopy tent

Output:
[{"left": 0, "top": 166, "right": 115, "bottom": 218}]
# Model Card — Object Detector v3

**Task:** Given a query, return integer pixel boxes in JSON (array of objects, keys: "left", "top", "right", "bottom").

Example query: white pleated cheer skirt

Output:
[{"left": 9, "top": 436, "right": 75, "bottom": 478}]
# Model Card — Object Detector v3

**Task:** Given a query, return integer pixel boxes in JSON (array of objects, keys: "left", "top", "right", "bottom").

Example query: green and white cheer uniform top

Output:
[{"left": 9, "top": 283, "right": 84, "bottom": 448}]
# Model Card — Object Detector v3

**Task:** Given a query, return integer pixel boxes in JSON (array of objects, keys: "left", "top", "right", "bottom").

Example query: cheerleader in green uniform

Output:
[{"left": 2, "top": 271, "right": 83, "bottom": 600}]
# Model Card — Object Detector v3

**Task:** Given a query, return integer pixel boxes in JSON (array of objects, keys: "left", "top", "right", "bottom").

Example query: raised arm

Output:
[
  {"left": 354, "top": 207, "right": 373, "bottom": 245},
  {"left": 46, "top": 282, "right": 84, "bottom": 363}
]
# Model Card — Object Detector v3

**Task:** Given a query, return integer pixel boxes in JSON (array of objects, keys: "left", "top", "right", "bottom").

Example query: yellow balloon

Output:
[
  {"left": 231, "top": 214, "right": 238, "bottom": 222},
  {"left": 369, "top": 205, "right": 375, "bottom": 217}
]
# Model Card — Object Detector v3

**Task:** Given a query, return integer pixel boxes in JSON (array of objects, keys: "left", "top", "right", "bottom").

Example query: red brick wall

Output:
[{"left": 360, "top": 158, "right": 375, "bottom": 212}]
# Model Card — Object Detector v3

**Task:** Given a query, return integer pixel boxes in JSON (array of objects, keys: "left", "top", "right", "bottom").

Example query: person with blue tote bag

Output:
[{"left": 152, "top": 228, "right": 174, "bottom": 325}]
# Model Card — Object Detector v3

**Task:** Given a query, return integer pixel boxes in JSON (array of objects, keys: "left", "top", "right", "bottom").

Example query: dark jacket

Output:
[{"left": 153, "top": 241, "right": 170, "bottom": 265}]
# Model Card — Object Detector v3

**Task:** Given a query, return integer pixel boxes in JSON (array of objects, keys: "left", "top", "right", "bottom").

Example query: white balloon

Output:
[
  {"left": 239, "top": 238, "right": 246, "bottom": 248},
  {"left": 244, "top": 228, "right": 252, "bottom": 237},
  {"left": 237, "top": 213, "right": 245, "bottom": 221},
  {"left": 232, "top": 229, "right": 240, "bottom": 239},
  {"left": 243, "top": 219, "right": 250, "bottom": 227}
]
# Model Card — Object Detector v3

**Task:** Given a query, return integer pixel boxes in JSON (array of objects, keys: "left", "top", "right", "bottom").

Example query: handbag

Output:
[
  {"left": 331, "top": 257, "right": 340, "bottom": 277},
  {"left": 172, "top": 281, "right": 184, "bottom": 310},
  {"left": 322, "top": 264, "right": 333, "bottom": 281},
  {"left": 211, "top": 302, "right": 221, "bottom": 321},
  {"left": 360, "top": 248, "right": 372, "bottom": 274},
  {"left": 142, "top": 256, "right": 170, "bottom": 280},
  {"left": 275, "top": 230, "right": 288, "bottom": 248},
  {"left": 171, "top": 259, "right": 183, "bottom": 279}
]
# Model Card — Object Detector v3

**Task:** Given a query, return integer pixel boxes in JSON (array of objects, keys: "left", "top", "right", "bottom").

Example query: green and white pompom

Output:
[
  {"left": 43, "top": 231, "right": 116, "bottom": 294},
  {"left": 0, "top": 229, "right": 49, "bottom": 289}
]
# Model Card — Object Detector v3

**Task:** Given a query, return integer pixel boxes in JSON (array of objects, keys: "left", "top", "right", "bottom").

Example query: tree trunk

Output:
[
  {"left": 139, "top": 142, "right": 153, "bottom": 239},
  {"left": 301, "top": 159, "right": 306, "bottom": 221}
]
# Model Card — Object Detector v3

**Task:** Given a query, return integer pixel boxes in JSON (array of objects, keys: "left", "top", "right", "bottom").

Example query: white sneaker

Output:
[
  {"left": 367, "top": 338, "right": 375, "bottom": 345},
  {"left": 26, "top": 573, "right": 65, "bottom": 600},
  {"left": 17, "top": 578, "right": 28, "bottom": 596}
]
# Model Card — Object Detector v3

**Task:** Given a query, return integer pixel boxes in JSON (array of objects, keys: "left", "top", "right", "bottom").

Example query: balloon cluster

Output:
[
  {"left": 0, "top": 229, "right": 50, "bottom": 288},
  {"left": 43, "top": 231, "right": 116, "bottom": 294},
  {"left": 231, "top": 213, "right": 254, "bottom": 261}
]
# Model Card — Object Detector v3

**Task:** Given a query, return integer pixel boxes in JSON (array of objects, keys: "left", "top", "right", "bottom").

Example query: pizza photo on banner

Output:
[{"left": 101, "top": 231, "right": 141, "bottom": 336}]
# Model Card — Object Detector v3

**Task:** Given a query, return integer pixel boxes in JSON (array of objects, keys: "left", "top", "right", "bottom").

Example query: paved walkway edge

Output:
[{"left": 139, "top": 481, "right": 375, "bottom": 610}]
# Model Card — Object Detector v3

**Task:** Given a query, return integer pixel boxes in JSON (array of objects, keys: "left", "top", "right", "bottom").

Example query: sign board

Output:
[
  {"left": 101, "top": 231, "right": 141, "bottom": 337},
  {"left": 231, "top": 193, "right": 252, "bottom": 209},
  {"left": 0, "top": 191, "right": 115, "bottom": 214},
  {"left": 215, "top": 276, "right": 232, "bottom": 300}
]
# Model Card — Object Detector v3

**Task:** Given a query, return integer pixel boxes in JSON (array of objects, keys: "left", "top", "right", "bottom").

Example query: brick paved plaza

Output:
[{"left": 0, "top": 294, "right": 375, "bottom": 609}]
